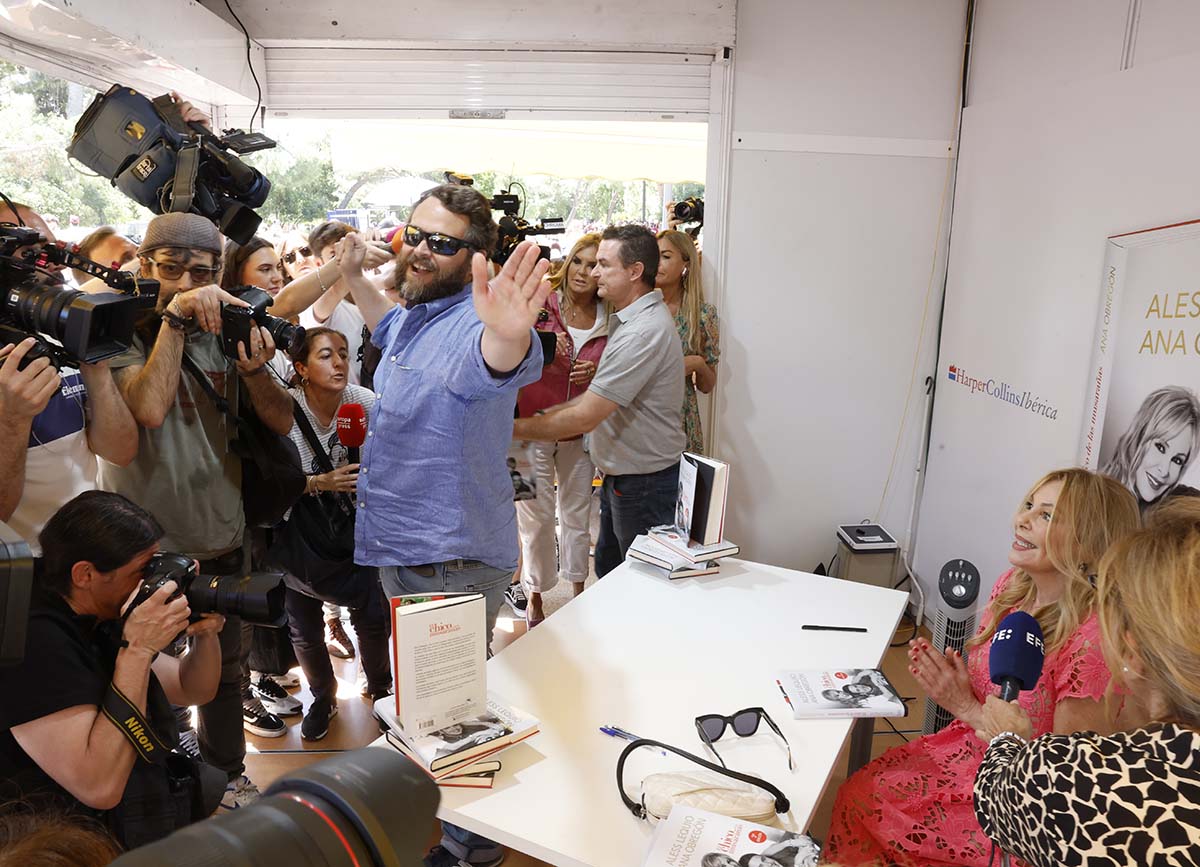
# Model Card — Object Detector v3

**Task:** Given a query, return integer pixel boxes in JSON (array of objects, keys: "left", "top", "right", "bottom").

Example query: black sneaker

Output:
[
  {"left": 503, "top": 583, "right": 528, "bottom": 614},
  {"left": 301, "top": 696, "right": 339, "bottom": 741},
  {"left": 252, "top": 675, "right": 303, "bottom": 716},
  {"left": 242, "top": 695, "right": 286, "bottom": 738},
  {"left": 424, "top": 845, "right": 505, "bottom": 867}
]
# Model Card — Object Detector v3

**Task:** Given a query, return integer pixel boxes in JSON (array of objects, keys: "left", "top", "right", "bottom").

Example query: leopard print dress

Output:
[{"left": 974, "top": 723, "right": 1200, "bottom": 867}]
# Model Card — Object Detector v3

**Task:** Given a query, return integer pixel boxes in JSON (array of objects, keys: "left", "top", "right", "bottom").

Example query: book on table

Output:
[
  {"left": 383, "top": 730, "right": 502, "bottom": 787},
  {"left": 389, "top": 591, "right": 486, "bottom": 735},
  {"left": 626, "top": 537, "right": 721, "bottom": 579},
  {"left": 375, "top": 692, "right": 540, "bottom": 776},
  {"left": 641, "top": 805, "right": 820, "bottom": 867},
  {"left": 674, "top": 452, "right": 730, "bottom": 546},
  {"left": 775, "top": 669, "right": 908, "bottom": 719},
  {"left": 648, "top": 525, "right": 740, "bottom": 563}
]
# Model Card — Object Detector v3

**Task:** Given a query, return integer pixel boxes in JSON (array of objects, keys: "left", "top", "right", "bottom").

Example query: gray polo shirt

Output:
[{"left": 587, "top": 289, "right": 685, "bottom": 476}]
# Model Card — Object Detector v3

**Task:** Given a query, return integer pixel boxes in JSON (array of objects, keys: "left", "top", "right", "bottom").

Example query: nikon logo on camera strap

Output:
[{"left": 102, "top": 684, "right": 170, "bottom": 764}]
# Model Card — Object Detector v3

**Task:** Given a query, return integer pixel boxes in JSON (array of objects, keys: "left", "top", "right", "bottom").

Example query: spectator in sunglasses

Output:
[{"left": 277, "top": 231, "right": 319, "bottom": 284}]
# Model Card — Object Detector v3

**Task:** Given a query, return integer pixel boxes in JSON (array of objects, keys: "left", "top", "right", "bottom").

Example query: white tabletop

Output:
[{"left": 387, "top": 558, "right": 908, "bottom": 867}]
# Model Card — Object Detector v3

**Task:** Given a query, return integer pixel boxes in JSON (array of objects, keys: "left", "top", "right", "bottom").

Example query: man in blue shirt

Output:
[{"left": 336, "top": 186, "right": 549, "bottom": 867}]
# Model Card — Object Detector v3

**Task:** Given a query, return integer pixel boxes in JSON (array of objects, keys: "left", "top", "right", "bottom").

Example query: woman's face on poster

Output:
[{"left": 1134, "top": 426, "right": 1193, "bottom": 502}]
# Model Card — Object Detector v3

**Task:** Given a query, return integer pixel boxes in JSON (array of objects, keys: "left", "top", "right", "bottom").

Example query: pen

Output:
[
  {"left": 775, "top": 679, "right": 794, "bottom": 710},
  {"left": 801, "top": 624, "right": 868, "bottom": 633},
  {"left": 599, "top": 726, "right": 668, "bottom": 755}
]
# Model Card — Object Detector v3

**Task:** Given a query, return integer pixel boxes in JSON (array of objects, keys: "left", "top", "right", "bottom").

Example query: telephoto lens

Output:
[
  {"left": 108, "top": 747, "right": 440, "bottom": 866},
  {"left": 131, "top": 552, "right": 286, "bottom": 627}
]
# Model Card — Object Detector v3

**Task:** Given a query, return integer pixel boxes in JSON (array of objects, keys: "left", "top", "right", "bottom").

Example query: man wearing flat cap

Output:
[{"left": 98, "top": 211, "right": 293, "bottom": 810}]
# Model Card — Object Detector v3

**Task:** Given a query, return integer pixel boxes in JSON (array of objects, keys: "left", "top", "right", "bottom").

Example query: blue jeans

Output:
[
  {"left": 379, "top": 561, "right": 511, "bottom": 653},
  {"left": 594, "top": 463, "right": 681, "bottom": 578},
  {"left": 379, "top": 560, "right": 513, "bottom": 863}
]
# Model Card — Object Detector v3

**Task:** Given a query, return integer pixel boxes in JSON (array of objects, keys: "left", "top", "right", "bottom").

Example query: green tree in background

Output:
[{"left": 0, "top": 65, "right": 145, "bottom": 227}]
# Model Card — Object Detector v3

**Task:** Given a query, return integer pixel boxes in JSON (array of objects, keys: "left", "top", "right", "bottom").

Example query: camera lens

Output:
[
  {"left": 108, "top": 748, "right": 440, "bottom": 866},
  {"left": 265, "top": 317, "right": 305, "bottom": 358},
  {"left": 185, "top": 572, "right": 286, "bottom": 627}
]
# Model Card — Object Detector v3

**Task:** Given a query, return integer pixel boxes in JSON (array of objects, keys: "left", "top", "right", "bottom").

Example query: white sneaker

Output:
[
  {"left": 252, "top": 669, "right": 300, "bottom": 690},
  {"left": 251, "top": 675, "right": 303, "bottom": 716},
  {"left": 218, "top": 774, "right": 261, "bottom": 811}
]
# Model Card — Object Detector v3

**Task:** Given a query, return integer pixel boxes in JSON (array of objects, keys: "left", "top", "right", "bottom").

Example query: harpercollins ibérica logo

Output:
[{"left": 947, "top": 364, "right": 1059, "bottom": 421}]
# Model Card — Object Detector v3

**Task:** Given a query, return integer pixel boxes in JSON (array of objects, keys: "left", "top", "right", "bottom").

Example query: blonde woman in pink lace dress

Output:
[{"left": 823, "top": 468, "right": 1140, "bottom": 866}]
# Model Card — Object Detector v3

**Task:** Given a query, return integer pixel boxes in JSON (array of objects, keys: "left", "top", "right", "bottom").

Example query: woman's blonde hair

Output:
[
  {"left": 548, "top": 232, "right": 602, "bottom": 321},
  {"left": 656, "top": 229, "right": 707, "bottom": 356},
  {"left": 1101, "top": 386, "right": 1200, "bottom": 501},
  {"left": 967, "top": 468, "right": 1140, "bottom": 653},
  {"left": 1096, "top": 497, "right": 1200, "bottom": 726}
]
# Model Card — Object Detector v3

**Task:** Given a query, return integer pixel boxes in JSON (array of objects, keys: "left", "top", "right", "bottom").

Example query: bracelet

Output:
[
  {"left": 988, "top": 731, "right": 1027, "bottom": 749},
  {"left": 317, "top": 263, "right": 330, "bottom": 293},
  {"left": 306, "top": 474, "right": 320, "bottom": 495},
  {"left": 161, "top": 307, "right": 189, "bottom": 331}
]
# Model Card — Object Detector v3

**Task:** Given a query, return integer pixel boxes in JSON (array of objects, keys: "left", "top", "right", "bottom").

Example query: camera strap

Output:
[
  {"left": 291, "top": 398, "right": 354, "bottom": 516},
  {"left": 100, "top": 682, "right": 172, "bottom": 766},
  {"left": 150, "top": 93, "right": 202, "bottom": 216},
  {"left": 181, "top": 352, "right": 234, "bottom": 417}
]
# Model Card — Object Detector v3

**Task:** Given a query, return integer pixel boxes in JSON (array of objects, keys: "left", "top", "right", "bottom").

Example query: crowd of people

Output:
[{"left": 1, "top": 91, "right": 1199, "bottom": 867}]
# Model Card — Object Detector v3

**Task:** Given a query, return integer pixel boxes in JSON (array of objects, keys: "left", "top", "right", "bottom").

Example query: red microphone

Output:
[{"left": 335, "top": 403, "right": 368, "bottom": 465}]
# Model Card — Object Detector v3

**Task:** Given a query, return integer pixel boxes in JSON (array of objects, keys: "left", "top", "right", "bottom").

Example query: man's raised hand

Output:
[{"left": 471, "top": 242, "right": 552, "bottom": 342}]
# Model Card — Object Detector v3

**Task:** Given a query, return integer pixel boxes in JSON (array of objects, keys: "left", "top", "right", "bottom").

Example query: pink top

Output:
[{"left": 517, "top": 290, "right": 608, "bottom": 420}]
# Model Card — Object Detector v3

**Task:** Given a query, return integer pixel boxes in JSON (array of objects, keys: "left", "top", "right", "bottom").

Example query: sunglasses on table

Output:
[
  {"left": 282, "top": 245, "right": 313, "bottom": 264},
  {"left": 148, "top": 259, "right": 220, "bottom": 283},
  {"left": 402, "top": 224, "right": 474, "bottom": 256},
  {"left": 695, "top": 707, "right": 794, "bottom": 771}
]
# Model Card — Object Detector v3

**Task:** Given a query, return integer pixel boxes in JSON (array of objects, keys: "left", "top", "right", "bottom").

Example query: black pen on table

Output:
[{"left": 801, "top": 624, "right": 868, "bottom": 633}]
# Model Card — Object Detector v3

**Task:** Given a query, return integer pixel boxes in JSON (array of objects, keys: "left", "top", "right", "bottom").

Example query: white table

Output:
[{"left": 388, "top": 558, "right": 908, "bottom": 867}]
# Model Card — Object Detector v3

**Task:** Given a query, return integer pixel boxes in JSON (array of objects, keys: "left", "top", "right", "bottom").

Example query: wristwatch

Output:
[{"left": 988, "top": 731, "right": 1027, "bottom": 749}]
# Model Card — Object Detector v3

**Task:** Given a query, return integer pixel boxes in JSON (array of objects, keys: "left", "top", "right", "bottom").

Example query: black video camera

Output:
[
  {"left": 673, "top": 196, "right": 704, "bottom": 225},
  {"left": 442, "top": 172, "right": 566, "bottom": 265},
  {"left": 488, "top": 190, "right": 565, "bottom": 266},
  {"left": 220, "top": 286, "right": 306, "bottom": 362},
  {"left": 125, "top": 552, "right": 286, "bottom": 627},
  {"left": 0, "top": 223, "right": 158, "bottom": 369},
  {"left": 68, "top": 85, "right": 275, "bottom": 244}
]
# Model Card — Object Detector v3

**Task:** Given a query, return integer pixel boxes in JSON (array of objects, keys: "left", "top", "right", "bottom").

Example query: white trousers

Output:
[{"left": 515, "top": 438, "right": 596, "bottom": 593}]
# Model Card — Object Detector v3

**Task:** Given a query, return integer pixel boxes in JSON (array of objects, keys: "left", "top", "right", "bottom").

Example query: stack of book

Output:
[
  {"left": 375, "top": 693, "right": 540, "bottom": 790},
  {"left": 626, "top": 452, "right": 738, "bottom": 580}
]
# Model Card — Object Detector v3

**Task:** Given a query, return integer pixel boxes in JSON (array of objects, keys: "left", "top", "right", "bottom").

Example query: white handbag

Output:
[{"left": 616, "top": 738, "right": 790, "bottom": 824}]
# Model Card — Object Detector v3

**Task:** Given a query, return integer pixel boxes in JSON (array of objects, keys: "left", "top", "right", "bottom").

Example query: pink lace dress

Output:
[{"left": 822, "top": 570, "right": 1112, "bottom": 867}]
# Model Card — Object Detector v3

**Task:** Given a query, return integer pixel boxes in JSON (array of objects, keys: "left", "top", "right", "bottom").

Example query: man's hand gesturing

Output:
[{"left": 471, "top": 242, "right": 552, "bottom": 342}]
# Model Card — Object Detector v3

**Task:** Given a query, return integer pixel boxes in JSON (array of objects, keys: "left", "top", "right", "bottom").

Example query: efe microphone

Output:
[
  {"left": 988, "top": 611, "right": 1045, "bottom": 702},
  {"left": 335, "top": 403, "right": 368, "bottom": 465}
]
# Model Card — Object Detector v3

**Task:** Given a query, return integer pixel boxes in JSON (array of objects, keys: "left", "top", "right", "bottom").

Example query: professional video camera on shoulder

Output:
[
  {"left": 0, "top": 214, "right": 158, "bottom": 370},
  {"left": 443, "top": 171, "right": 565, "bottom": 264},
  {"left": 67, "top": 85, "right": 275, "bottom": 244}
]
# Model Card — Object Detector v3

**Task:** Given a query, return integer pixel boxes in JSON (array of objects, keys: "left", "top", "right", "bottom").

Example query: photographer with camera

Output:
[
  {"left": 0, "top": 201, "right": 138, "bottom": 552},
  {"left": 98, "top": 211, "right": 294, "bottom": 810},
  {"left": 0, "top": 491, "right": 224, "bottom": 848}
]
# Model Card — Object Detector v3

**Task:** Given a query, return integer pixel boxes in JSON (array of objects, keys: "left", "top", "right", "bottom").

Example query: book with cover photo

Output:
[
  {"left": 376, "top": 692, "right": 539, "bottom": 774},
  {"left": 775, "top": 669, "right": 907, "bottom": 719},
  {"left": 649, "top": 525, "right": 739, "bottom": 563},
  {"left": 642, "top": 805, "right": 820, "bottom": 867}
]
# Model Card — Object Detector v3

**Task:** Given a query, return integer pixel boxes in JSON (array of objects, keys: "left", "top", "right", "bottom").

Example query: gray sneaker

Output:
[{"left": 251, "top": 675, "right": 303, "bottom": 716}]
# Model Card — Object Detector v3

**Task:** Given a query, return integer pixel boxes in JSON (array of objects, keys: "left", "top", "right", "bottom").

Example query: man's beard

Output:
[{"left": 397, "top": 254, "right": 471, "bottom": 305}]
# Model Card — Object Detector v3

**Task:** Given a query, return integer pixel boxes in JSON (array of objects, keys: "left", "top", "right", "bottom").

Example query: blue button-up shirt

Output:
[{"left": 354, "top": 286, "right": 543, "bottom": 569}]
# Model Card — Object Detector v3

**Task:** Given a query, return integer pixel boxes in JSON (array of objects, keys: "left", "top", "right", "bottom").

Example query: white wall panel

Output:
[
  {"left": 713, "top": 0, "right": 966, "bottom": 582},
  {"left": 966, "top": 0, "right": 1133, "bottom": 106},
  {"left": 1133, "top": 0, "right": 1200, "bottom": 67}
]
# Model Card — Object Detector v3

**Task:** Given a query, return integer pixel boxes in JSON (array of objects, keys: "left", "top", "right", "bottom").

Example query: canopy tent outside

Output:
[{"left": 312, "top": 119, "right": 707, "bottom": 184}]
